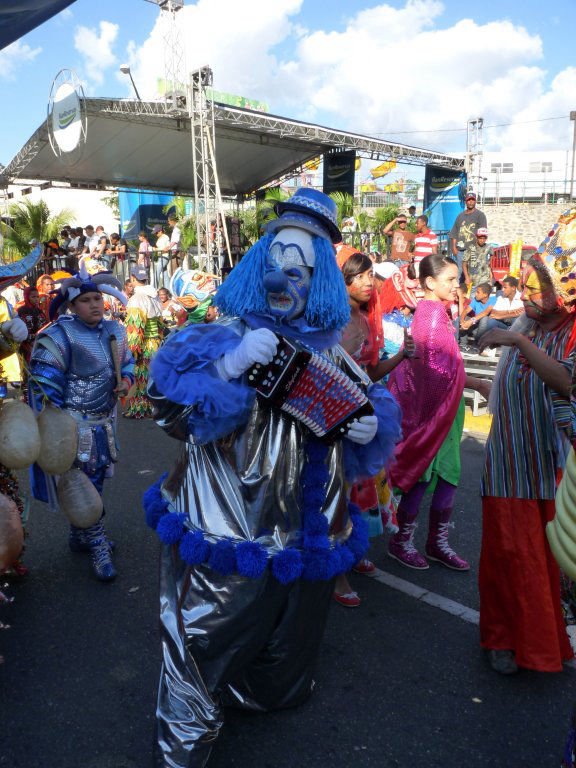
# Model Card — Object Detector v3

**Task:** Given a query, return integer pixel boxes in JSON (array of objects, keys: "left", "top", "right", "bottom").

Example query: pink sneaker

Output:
[
  {"left": 426, "top": 523, "right": 469, "bottom": 571},
  {"left": 388, "top": 523, "right": 429, "bottom": 570}
]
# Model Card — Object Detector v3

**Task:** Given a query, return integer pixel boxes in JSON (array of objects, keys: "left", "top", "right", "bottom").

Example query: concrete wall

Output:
[{"left": 481, "top": 202, "right": 567, "bottom": 246}]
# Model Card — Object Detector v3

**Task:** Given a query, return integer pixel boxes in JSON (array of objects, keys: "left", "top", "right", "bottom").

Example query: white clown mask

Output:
[{"left": 264, "top": 227, "right": 315, "bottom": 320}]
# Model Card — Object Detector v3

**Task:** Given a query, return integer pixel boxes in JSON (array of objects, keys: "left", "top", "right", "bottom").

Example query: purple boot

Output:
[
  {"left": 426, "top": 508, "right": 469, "bottom": 571},
  {"left": 388, "top": 522, "right": 429, "bottom": 570}
]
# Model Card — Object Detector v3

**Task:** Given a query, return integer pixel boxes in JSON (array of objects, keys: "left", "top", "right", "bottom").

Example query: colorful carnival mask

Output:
[
  {"left": 264, "top": 227, "right": 314, "bottom": 319},
  {"left": 520, "top": 262, "right": 560, "bottom": 317},
  {"left": 537, "top": 207, "right": 576, "bottom": 302}
]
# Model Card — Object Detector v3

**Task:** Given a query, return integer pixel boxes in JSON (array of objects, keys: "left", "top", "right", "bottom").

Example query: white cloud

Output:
[
  {"left": 126, "top": 0, "right": 573, "bottom": 154},
  {"left": 0, "top": 40, "right": 41, "bottom": 80},
  {"left": 74, "top": 20, "right": 119, "bottom": 87},
  {"left": 127, "top": 0, "right": 303, "bottom": 99}
]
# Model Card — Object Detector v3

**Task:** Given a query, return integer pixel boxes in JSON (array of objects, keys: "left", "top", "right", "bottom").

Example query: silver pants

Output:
[{"left": 155, "top": 544, "right": 334, "bottom": 768}]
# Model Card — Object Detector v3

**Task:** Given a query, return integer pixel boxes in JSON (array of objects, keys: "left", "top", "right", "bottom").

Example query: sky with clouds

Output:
[{"left": 1, "top": 0, "right": 575, "bottom": 181}]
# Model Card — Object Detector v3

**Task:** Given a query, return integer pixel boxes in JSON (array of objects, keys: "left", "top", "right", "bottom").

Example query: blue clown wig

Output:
[{"left": 215, "top": 233, "right": 350, "bottom": 331}]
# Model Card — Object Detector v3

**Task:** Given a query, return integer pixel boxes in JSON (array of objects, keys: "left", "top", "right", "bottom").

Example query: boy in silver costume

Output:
[{"left": 30, "top": 271, "right": 133, "bottom": 581}]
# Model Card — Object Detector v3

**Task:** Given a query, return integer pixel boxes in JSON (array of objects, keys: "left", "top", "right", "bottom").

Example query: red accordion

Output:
[{"left": 247, "top": 336, "right": 373, "bottom": 443}]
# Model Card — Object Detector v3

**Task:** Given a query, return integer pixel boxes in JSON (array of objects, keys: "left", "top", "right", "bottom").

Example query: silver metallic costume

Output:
[
  {"left": 149, "top": 318, "right": 370, "bottom": 768},
  {"left": 30, "top": 315, "right": 133, "bottom": 482},
  {"left": 31, "top": 315, "right": 130, "bottom": 415}
]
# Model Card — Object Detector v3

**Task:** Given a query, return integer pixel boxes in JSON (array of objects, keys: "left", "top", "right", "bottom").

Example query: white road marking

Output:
[
  {"left": 371, "top": 567, "right": 480, "bottom": 624},
  {"left": 371, "top": 566, "right": 576, "bottom": 669}
]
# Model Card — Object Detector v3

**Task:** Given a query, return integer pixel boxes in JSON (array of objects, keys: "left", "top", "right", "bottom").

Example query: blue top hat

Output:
[{"left": 266, "top": 188, "right": 341, "bottom": 243}]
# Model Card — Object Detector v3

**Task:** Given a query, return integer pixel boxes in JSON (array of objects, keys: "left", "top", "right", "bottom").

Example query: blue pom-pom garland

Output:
[
  {"left": 156, "top": 512, "right": 186, "bottom": 545},
  {"left": 236, "top": 541, "right": 268, "bottom": 578},
  {"left": 143, "top": 436, "right": 369, "bottom": 583},
  {"left": 179, "top": 530, "right": 211, "bottom": 565},
  {"left": 208, "top": 540, "right": 237, "bottom": 575},
  {"left": 272, "top": 549, "right": 303, "bottom": 584},
  {"left": 143, "top": 473, "right": 169, "bottom": 529}
]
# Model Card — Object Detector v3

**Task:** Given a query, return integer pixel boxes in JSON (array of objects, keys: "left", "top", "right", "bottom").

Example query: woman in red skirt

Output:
[{"left": 478, "top": 228, "right": 576, "bottom": 673}]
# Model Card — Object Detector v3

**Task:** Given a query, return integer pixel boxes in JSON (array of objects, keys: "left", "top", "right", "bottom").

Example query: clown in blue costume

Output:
[
  {"left": 146, "top": 189, "right": 402, "bottom": 768},
  {"left": 29, "top": 271, "right": 134, "bottom": 581}
]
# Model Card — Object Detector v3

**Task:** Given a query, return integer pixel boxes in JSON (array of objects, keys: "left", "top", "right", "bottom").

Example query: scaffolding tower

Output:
[
  {"left": 144, "top": 1, "right": 230, "bottom": 270},
  {"left": 466, "top": 117, "right": 484, "bottom": 196},
  {"left": 188, "top": 66, "right": 231, "bottom": 271}
]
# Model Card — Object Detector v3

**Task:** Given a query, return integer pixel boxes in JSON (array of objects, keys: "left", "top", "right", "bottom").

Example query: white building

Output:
[
  {"left": 1, "top": 179, "right": 119, "bottom": 235},
  {"left": 476, "top": 150, "right": 573, "bottom": 203}
]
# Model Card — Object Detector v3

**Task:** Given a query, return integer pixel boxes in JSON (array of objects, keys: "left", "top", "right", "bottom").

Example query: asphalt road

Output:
[{"left": 1, "top": 419, "right": 573, "bottom": 768}]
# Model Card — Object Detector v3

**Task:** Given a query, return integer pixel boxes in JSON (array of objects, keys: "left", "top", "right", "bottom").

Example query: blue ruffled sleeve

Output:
[
  {"left": 149, "top": 324, "right": 256, "bottom": 444},
  {"left": 343, "top": 384, "right": 402, "bottom": 483}
]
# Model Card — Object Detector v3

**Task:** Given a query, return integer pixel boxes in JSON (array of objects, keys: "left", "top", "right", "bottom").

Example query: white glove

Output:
[
  {"left": 1, "top": 318, "right": 28, "bottom": 343},
  {"left": 215, "top": 328, "right": 279, "bottom": 381},
  {"left": 346, "top": 414, "right": 378, "bottom": 445}
]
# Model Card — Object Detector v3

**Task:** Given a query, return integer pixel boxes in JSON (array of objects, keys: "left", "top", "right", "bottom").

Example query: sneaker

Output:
[
  {"left": 388, "top": 524, "right": 429, "bottom": 570},
  {"left": 352, "top": 559, "right": 376, "bottom": 576},
  {"left": 333, "top": 591, "right": 361, "bottom": 608},
  {"left": 91, "top": 543, "right": 117, "bottom": 582},
  {"left": 488, "top": 649, "right": 518, "bottom": 675},
  {"left": 69, "top": 526, "right": 115, "bottom": 554},
  {"left": 83, "top": 521, "right": 118, "bottom": 582},
  {"left": 426, "top": 523, "right": 470, "bottom": 571}
]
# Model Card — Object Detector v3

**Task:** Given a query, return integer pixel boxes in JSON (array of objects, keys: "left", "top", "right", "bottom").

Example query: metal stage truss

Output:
[{"left": 0, "top": 97, "right": 463, "bottom": 197}]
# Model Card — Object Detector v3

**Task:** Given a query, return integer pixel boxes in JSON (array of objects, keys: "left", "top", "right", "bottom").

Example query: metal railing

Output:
[
  {"left": 341, "top": 230, "right": 451, "bottom": 257},
  {"left": 479, "top": 177, "right": 575, "bottom": 205}
]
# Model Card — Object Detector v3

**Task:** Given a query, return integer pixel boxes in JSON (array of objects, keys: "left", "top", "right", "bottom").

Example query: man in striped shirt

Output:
[{"left": 412, "top": 215, "right": 438, "bottom": 275}]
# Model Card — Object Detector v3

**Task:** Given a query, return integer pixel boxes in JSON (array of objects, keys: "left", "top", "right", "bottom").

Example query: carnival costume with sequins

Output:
[
  {"left": 29, "top": 271, "right": 134, "bottom": 581},
  {"left": 123, "top": 285, "right": 164, "bottom": 419},
  {"left": 145, "top": 189, "right": 402, "bottom": 768}
]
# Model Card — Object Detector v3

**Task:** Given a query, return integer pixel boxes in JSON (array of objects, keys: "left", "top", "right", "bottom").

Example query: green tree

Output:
[
  {"left": 162, "top": 196, "right": 197, "bottom": 251},
  {"left": 371, "top": 204, "right": 401, "bottom": 235},
  {"left": 1, "top": 199, "right": 75, "bottom": 260},
  {"left": 102, "top": 192, "right": 120, "bottom": 220},
  {"left": 329, "top": 191, "right": 355, "bottom": 228},
  {"left": 236, "top": 187, "right": 290, "bottom": 247}
]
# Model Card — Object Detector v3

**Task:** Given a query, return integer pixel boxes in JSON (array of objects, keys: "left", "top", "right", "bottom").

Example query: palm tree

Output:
[
  {"left": 371, "top": 204, "right": 401, "bottom": 235},
  {"left": 236, "top": 187, "right": 290, "bottom": 247},
  {"left": 2, "top": 199, "right": 75, "bottom": 260},
  {"left": 329, "top": 191, "right": 355, "bottom": 228},
  {"left": 161, "top": 196, "right": 197, "bottom": 251}
]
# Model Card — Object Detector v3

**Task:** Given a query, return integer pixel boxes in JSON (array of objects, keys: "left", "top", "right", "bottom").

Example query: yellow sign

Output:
[
  {"left": 355, "top": 158, "right": 362, "bottom": 171},
  {"left": 303, "top": 157, "right": 321, "bottom": 171},
  {"left": 509, "top": 239, "right": 523, "bottom": 277},
  {"left": 371, "top": 160, "right": 396, "bottom": 179}
]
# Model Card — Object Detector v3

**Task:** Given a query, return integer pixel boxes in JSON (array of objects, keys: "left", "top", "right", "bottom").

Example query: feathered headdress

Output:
[
  {"left": 49, "top": 263, "right": 126, "bottom": 320},
  {"left": 536, "top": 206, "right": 576, "bottom": 302}
]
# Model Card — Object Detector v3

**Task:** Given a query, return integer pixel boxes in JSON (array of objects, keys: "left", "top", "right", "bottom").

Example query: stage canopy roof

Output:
[{"left": 0, "top": 97, "right": 464, "bottom": 198}]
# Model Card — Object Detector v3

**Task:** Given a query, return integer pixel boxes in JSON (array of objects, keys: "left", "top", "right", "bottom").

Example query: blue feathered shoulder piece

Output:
[{"left": 150, "top": 323, "right": 256, "bottom": 444}]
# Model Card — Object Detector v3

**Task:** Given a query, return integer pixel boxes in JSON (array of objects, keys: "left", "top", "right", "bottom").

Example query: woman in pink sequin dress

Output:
[{"left": 387, "top": 254, "right": 489, "bottom": 571}]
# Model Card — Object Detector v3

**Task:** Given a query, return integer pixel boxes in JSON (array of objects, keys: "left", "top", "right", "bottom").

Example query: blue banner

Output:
[
  {"left": 118, "top": 188, "right": 175, "bottom": 241},
  {"left": 423, "top": 166, "right": 467, "bottom": 233}
]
